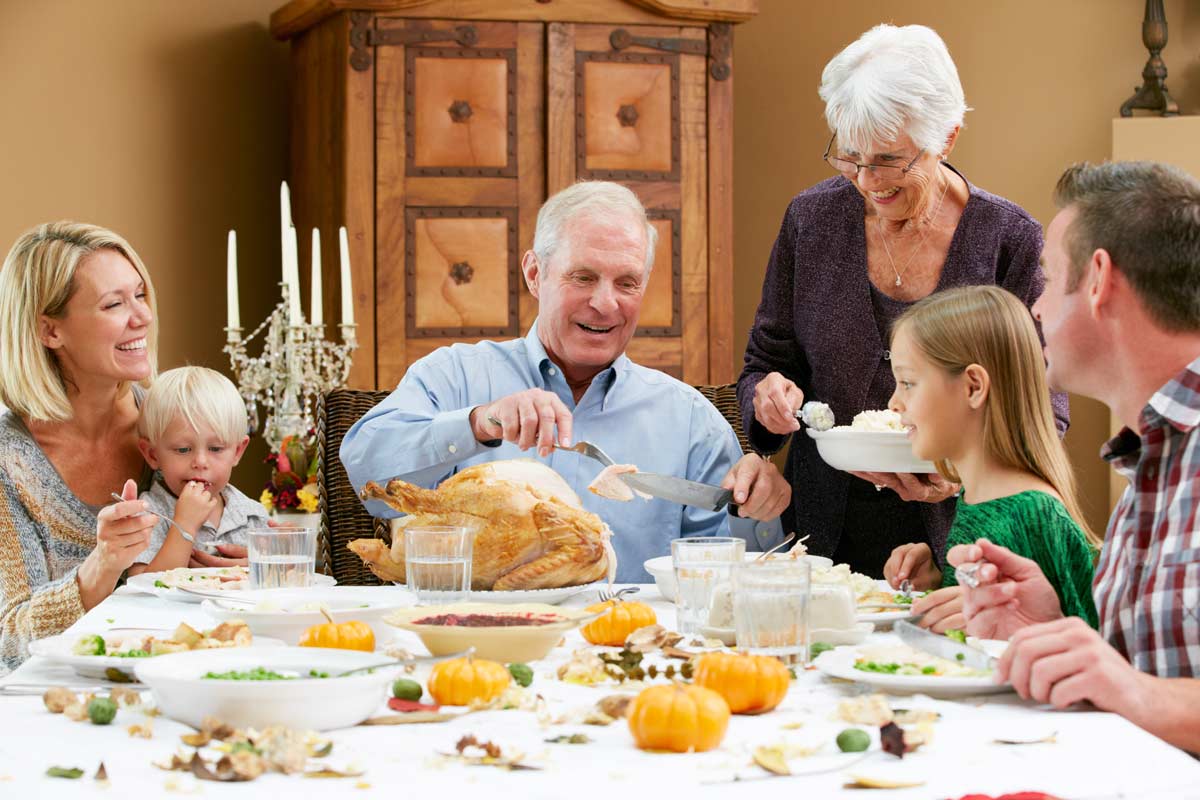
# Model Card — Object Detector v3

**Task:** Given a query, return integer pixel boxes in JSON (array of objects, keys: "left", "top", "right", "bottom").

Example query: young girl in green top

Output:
[{"left": 881, "top": 285, "right": 1099, "bottom": 631}]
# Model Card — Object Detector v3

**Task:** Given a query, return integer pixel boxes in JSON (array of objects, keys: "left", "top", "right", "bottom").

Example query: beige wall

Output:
[
  {"left": 2, "top": 0, "right": 1199, "bottom": 518},
  {"left": 0, "top": 0, "right": 288, "bottom": 485},
  {"left": 733, "top": 0, "right": 1200, "bottom": 536}
]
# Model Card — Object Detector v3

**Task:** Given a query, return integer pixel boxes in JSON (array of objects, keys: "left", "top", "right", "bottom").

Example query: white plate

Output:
[
  {"left": 806, "top": 427, "right": 936, "bottom": 474},
  {"left": 814, "top": 642, "right": 1012, "bottom": 698},
  {"left": 201, "top": 587, "right": 415, "bottom": 645},
  {"left": 28, "top": 628, "right": 285, "bottom": 681},
  {"left": 856, "top": 580, "right": 921, "bottom": 624},
  {"left": 643, "top": 553, "right": 835, "bottom": 603},
  {"left": 391, "top": 581, "right": 601, "bottom": 605},
  {"left": 700, "top": 621, "right": 873, "bottom": 648},
  {"left": 135, "top": 645, "right": 396, "bottom": 731},
  {"left": 128, "top": 567, "right": 336, "bottom": 602}
]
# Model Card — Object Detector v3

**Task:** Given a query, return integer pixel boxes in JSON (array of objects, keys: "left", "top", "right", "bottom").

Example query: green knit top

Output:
[{"left": 942, "top": 490, "right": 1099, "bottom": 628}]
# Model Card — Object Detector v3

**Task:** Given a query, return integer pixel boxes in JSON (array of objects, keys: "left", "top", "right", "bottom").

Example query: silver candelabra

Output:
[{"left": 223, "top": 281, "right": 357, "bottom": 450}]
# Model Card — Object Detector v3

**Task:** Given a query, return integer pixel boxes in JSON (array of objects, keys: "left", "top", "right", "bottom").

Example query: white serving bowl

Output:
[
  {"left": 806, "top": 428, "right": 937, "bottom": 474},
  {"left": 135, "top": 646, "right": 395, "bottom": 731},
  {"left": 643, "top": 552, "right": 835, "bottom": 602},
  {"left": 201, "top": 587, "right": 415, "bottom": 646}
]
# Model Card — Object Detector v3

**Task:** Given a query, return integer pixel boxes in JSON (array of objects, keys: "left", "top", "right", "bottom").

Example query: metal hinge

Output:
[
  {"left": 348, "top": 12, "right": 478, "bottom": 72},
  {"left": 609, "top": 22, "right": 732, "bottom": 81}
]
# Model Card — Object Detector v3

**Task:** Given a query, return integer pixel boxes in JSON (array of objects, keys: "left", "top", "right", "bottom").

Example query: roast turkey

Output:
[{"left": 349, "top": 459, "right": 615, "bottom": 591}]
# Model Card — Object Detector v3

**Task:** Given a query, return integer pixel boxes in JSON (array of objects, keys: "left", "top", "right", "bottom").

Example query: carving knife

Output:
[{"left": 617, "top": 472, "right": 735, "bottom": 513}]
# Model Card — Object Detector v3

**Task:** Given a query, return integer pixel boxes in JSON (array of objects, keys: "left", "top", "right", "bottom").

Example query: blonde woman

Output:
[
  {"left": 882, "top": 286, "right": 1098, "bottom": 632},
  {"left": 0, "top": 222, "right": 161, "bottom": 672}
]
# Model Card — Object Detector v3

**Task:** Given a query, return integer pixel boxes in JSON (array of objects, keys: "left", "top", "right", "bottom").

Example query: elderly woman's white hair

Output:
[
  {"left": 532, "top": 181, "right": 658, "bottom": 274},
  {"left": 819, "top": 24, "right": 968, "bottom": 157}
]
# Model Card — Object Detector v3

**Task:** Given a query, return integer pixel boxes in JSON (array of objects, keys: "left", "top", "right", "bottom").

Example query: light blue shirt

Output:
[{"left": 340, "top": 322, "right": 783, "bottom": 581}]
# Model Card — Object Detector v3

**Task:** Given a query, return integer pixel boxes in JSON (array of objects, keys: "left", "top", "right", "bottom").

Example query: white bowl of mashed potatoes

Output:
[{"left": 806, "top": 410, "right": 937, "bottom": 474}]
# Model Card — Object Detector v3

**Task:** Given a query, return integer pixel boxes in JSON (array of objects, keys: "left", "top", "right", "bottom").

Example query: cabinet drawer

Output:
[{"left": 404, "top": 207, "right": 519, "bottom": 338}]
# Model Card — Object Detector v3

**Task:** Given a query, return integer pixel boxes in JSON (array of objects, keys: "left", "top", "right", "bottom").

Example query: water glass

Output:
[
  {"left": 405, "top": 525, "right": 473, "bottom": 604},
  {"left": 732, "top": 559, "right": 811, "bottom": 662},
  {"left": 671, "top": 537, "right": 745, "bottom": 635},
  {"left": 248, "top": 525, "right": 316, "bottom": 589}
]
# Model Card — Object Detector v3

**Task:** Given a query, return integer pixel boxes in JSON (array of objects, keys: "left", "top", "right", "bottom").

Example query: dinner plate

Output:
[
  {"left": 391, "top": 581, "right": 601, "bottom": 605},
  {"left": 807, "top": 427, "right": 937, "bottom": 474},
  {"left": 643, "top": 553, "right": 835, "bottom": 603},
  {"left": 856, "top": 580, "right": 921, "bottom": 625},
  {"left": 128, "top": 567, "right": 336, "bottom": 602},
  {"left": 814, "top": 642, "right": 1011, "bottom": 698},
  {"left": 200, "top": 587, "right": 415, "bottom": 645},
  {"left": 28, "top": 628, "right": 285, "bottom": 682}
]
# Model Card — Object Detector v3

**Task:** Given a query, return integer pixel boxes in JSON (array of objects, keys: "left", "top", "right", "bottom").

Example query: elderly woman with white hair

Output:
[{"left": 738, "top": 24, "right": 1068, "bottom": 580}]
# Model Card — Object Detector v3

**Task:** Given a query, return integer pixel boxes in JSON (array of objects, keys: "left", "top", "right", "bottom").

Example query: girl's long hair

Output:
[{"left": 893, "top": 285, "right": 1099, "bottom": 546}]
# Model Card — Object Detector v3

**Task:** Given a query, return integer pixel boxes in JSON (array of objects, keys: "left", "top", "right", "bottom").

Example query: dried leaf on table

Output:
[
  {"left": 844, "top": 774, "right": 926, "bottom": 789},
  {"left": 45, "top": 766, "right": 84, "bottom": 779},
  {"left": 180, "top": 732, "right": 211, "bottom": 747},
  {"left": 361, "top": 711, "right": 461, "bottom": 725},
  {"left": 625, "top": 625, "right": 683, "bottom": 653},
  {"left": 596, "top": 695, "right": 633, "bottom": 719},
  {"left": 836, "top": 694, "right": 893, "bottom": 726},
  {"left": 110, "top": 687, "right": 141, "bottom": 707},
  {"left": 752, "top": 745, "right": 791, "bottom": 776},
  {"left": 42, "top": 687, "right": 75, "bottom": 713},
  {"left": 128, "top": 721, "right": 154, "bottom": 739},
  {"left": 879, "top": 722, "right": 906, "bottom": 758},
  {"left": 304, "top": 766, "right": 367, "bottom": 779}
]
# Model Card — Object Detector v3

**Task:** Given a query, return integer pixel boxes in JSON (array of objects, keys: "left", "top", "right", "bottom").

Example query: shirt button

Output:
[
  {"left": 548, "top": 368, "right": 557, "bottom": 376},
  {"left": 448, "top": 444, "right": 458, "bottom": 454}
]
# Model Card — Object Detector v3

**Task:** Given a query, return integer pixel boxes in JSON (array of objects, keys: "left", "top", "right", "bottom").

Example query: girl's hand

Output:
[
  {"left": 883, "top": 542, "right": 942, "bottom": 589},
  {"left": 188, "top": 543, "right": 248, "bottom": 568},
  {"left": 911, "top": 586, "right": 965, "bottom": 633},
  {"left": 850, "top": 471, "right": 959, "bottom": 503},
  {"left": 752, "top": 372, "right": 804, "bottom": 435},
  {"left": 78, "top": 479, "right": 155, "bottom": 609}
]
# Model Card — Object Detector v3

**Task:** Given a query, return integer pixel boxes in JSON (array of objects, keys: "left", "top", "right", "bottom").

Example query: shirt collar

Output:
[
  {"left": 1145, "top": 354, "right": 1200, "bottom": 433},
  {"left": 1101, "top": 355, "right": 1200, "bottom": 468},
  {"left": 523, "top": 318, "right": 630, "bottom": 406}
]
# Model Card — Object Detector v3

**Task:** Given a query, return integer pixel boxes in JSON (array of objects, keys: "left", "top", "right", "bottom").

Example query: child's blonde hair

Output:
[
  {"left": 893, "top": 285, "right": 1099, "bottom": 547},
  {"left": 139, "top": 367, "right": 247, "bottom": 445}
]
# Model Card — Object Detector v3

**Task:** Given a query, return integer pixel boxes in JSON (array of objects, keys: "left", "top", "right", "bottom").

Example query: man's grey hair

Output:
[
  {"left": 532, "top": 181, "right": 658, "bottom": 274},
  {"left": 1054, "top": 160, "right": 1200, "bottom": 332},
  {"left": 819, "top": 24, "right": 968, "bottom": 156}
]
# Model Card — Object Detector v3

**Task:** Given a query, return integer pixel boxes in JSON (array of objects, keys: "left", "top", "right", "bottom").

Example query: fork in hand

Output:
[{"left": 109, "top": 492, "right": 201, "bottom": 548}]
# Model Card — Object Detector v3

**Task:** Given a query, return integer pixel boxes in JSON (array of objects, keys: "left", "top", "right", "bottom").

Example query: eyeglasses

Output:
[{"left": 822, "top": 133, "right": 924, "bottom": 179}]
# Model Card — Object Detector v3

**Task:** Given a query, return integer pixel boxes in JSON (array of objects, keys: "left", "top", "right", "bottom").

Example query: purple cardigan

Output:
[{"left": 737, "top": 170, "right": 1070, "bottom": 561}]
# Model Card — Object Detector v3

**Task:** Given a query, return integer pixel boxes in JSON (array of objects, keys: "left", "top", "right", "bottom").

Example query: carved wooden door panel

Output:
[
  {"left": 373, "top": 18, "right": 543, "bottom": 389},
  {"left": 546, "top": 22, "right": 709, "bottom": 383}
]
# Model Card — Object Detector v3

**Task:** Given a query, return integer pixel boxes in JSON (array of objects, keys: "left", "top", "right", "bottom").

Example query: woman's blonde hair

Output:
[
  {"left": 0, "top": 222, "right": 158, "bottom": 421},
  {"left": 893, "top": 285, "right": 1099, "bottom": 546},
  {"left": 138, "top": 366, "right": 248, "bottom": 445}
]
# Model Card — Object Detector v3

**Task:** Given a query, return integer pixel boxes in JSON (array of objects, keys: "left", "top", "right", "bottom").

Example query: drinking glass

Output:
[
  {"left": 404, "top": 525, "right": 473, "bottom": 604},
  {"left": 732, "top": 559, "right": 811, "bottom": 662},
  {"left": 247, "top": 525, "right": 316, "bottom": 589},
  {"left": 671, "top": 537, "right": 745, "bottom": 635}
]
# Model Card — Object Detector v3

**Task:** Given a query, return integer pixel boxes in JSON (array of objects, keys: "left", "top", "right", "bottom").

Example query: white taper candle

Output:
[
  {"left": 310, "top": 227, "right": 323, "bottom": 326},
  {"left": 226, "top": 230, "right": 239, "bottom": 329},
  {"left": 287, "top": 226, "right": 302, "bottom": 325},
  {"left": 339, "top": 226, "right": 354, "bottom": 326}
]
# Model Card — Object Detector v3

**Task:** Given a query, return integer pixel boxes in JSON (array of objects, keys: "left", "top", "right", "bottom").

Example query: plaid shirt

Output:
[{"left": 1094, "top": 356, "right": 1200, "bottom": 677}]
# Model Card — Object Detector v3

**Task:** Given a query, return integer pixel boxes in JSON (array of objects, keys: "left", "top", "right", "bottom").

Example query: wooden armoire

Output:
[{"left": 270, "top": 0, "right": 758, "bottom": 391}]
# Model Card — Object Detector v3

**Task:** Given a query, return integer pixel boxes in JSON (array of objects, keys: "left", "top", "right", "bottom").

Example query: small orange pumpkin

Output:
[
  {"left": 692, "top": 652, "right": 790, "bottom": 714},
  {"left": 627, "top": 683, "right": 730, "bottom": 752},
  {"left": 298, "top": 609, "right": 376, "bottom": 652},
  {"left": 427, "top": 656, "right": 511, "bottom": 706},
  {"left": 580, "top": 598, "right": 657, "bottom": 646}
]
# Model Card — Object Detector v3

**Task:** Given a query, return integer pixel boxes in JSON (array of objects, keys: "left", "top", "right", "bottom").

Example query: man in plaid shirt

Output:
[{"left": 950, "top": 161, "right": 1200, "bottom": 753}]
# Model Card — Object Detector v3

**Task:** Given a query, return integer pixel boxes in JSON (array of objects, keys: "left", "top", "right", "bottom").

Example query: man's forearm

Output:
[{"left": 1124, "top": 672, "right": 1200, "bottom": 753}]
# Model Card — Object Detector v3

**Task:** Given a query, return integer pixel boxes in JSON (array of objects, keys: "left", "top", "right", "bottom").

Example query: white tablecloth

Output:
[{"left": 2, "top": 584, "right": 1198, "bottom": 799}]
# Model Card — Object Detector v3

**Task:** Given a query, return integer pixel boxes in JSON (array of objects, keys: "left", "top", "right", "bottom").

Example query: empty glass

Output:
[
  {"left": 248, "top": 525, "right": 316, "bottom": 589},
  {"left": 404, "top": 525, "right": 473, "bottom": 604},
  {"left": 671, "top": 537, "right": 745, "bottom": 635},
  {"left": 732, "top": 559, "right": 811, "bottom": 662}
]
